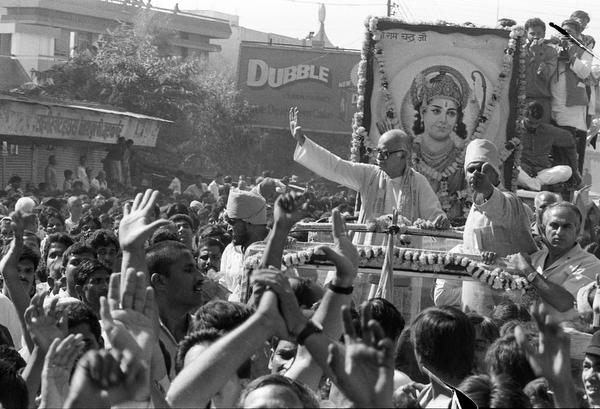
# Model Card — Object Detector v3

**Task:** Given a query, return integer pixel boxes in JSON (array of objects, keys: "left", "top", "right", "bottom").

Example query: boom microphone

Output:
[
  {"left": 548, "top": 22, "right": 570, "bottom": 37},
  {"left": 548, "top": 22, "right": 598, "bottom": 60}
]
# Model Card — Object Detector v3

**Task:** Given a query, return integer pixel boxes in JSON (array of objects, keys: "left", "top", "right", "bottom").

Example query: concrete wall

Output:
[{"left": 11, "top": 32, "right": 55, "bottom": 73}]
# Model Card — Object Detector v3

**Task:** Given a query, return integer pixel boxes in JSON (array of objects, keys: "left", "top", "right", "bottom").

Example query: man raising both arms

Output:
[{"left": 289, "top": 107, "right": 448, "bottom": 245}]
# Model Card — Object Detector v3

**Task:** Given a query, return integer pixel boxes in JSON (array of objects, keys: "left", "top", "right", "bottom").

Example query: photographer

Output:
[
  {"left": 550, "top": 19, "right": 592, "bottom": 176},
  {"left": 524, "top": 18, "right": 557, "bottom": 124}
]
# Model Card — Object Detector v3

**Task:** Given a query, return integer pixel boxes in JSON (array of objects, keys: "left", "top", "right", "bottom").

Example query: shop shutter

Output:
[
  {"left": 0, "top": 143, "right": 33, "bottom": 188},
  {"left": 34, "top": 142, "right": 108, "bottom": 191}
]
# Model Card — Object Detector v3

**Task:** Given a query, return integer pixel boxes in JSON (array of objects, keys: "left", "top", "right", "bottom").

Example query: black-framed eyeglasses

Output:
[
  {"left": 367, "top": 148, "right": 407, "bottom": 160},
  {"left": 224, "top": 214, "right": 244, "bottom": 226}
]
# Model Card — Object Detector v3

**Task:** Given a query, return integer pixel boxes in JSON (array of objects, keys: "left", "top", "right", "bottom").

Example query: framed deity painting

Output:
[{"left": 353, "top": 18, "right": 525, "bottom": 220}]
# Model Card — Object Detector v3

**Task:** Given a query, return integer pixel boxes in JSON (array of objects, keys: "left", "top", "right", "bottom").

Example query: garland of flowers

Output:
[
  {"left": 350, "top": 17, "right": 375, "bottom": 163},
  {"left": 244, "top": 245, "right": 530, "bottom": 292},
  {"left": 512, "top": 26, "right": 527, "bottom": 190}
]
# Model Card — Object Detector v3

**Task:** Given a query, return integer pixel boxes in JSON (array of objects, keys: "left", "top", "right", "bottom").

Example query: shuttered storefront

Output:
[
  {"left": 34, "top": 141, "right": 107, "bottom": 190},
  {"left": 0, "top": 141, "right": 33, "bottom": 188}
]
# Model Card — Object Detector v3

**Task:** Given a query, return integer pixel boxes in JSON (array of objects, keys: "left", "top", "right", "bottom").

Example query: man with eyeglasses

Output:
[{"left": 289, "top": 107, "right": 447, "bottom": 245}]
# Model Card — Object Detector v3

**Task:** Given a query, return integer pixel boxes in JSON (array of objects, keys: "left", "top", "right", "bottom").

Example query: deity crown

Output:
[{"left": 422, "top": 72, "right": 464, "bottom": 108}]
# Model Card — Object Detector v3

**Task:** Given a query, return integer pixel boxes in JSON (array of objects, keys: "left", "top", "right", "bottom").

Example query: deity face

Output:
[{"left": 421, "top": 98, "right": 458, "bottom": 141}]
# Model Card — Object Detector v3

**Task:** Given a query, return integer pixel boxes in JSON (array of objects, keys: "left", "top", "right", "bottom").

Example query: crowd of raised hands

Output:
[{"left": 0, "top": 188, "right": 591, "bottom": 408}]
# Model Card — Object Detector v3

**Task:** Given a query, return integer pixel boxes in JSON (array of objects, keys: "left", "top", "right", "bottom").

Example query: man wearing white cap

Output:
[
  {"left": 220, "top": 190, "right": 269, "bottom": 302},
  {"left": 290, "top": 107, "right": 448, "bottom": 245},
  {"left": 435, "top": 138, "right": 538, "bottom": 315}
]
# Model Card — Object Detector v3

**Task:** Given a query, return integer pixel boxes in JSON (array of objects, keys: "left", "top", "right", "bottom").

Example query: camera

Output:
[{"left": 558, "top": 37, "right": 571, "bottom": 61}]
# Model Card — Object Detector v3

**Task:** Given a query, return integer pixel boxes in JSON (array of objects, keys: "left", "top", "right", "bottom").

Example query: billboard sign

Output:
[{"left": 238, "top": 42, "right": 360, "bottom": 134}]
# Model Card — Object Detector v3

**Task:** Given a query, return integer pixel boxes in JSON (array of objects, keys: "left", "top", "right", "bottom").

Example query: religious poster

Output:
[{"left": 355, "top": 18, "right": 521, "bottom": 219}]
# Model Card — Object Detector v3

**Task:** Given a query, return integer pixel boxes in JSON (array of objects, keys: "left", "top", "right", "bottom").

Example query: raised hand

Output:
[
  {"left": 0, "top": 211, "right": 25, "bottom": 279},
  {"left": 327, "top": 305, "right": 395, "bottom": 408},
  {"left": 118, "top": 189, "right": 169, "bottom": 251},
  {"left": 251, "top": 268, "right": 307, "bottom": 339},
  {"left": 274, "top": 191, "right": 308, "bottom": 231},
  {"left": 100, "top": 269, "right": 158, "bottom": 360},
  {"left": 40, "top": 335, "right": 85, "bottom": 409},
  {"left": 24, "top": 291, "right": 67, "bottom": 352},
  {"left": 254, "top": 286, "right": 291, "bottom": 340},
  {"left": 317, "top": 209, "right": 358, "bottom": 287},
  {"left": 515, "top": 303, "right": 572, "bottom": 386},
  {"left": 289, "top": 107, "right": 306, "bottom": 145},
  {"left": 65, "top": 348, "right": 148, "bottom": 408},
  {"left": 468, "top": 162, "right": 494, "bottom": 196}
]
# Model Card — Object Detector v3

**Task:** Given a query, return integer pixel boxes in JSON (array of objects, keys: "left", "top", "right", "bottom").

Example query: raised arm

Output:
[
  {"left": 23, "top": 291, "right": 69, "bottom": 409},
  {"left": 286, "top": 210, "right": 359, "bottom": 390},
  {"left": 0, "top": 211, "right": 34, "bottom": 351},
  {"left": 260, "top": 192, "right": 308, "bottom": 269},
  {"left": 119, "top": 189, "right": 169, "bottom": 279},
  {"left": 327, "top": 305, "right": 395, "bottom": 408},
  {"left": 64, "top": 348, "right": 148, "bottom": 409},
  {"left": 515, "top": 303, "right": 578, "bottom": 408},
  {"left": 39, "top": 335, "right": 85, "bottom": 409},
  {"left": 290, "top": 106, "right": 372, "bottom": 192},
  {"left": 166, "top": 290, "right": 290, "bottom": 408}
]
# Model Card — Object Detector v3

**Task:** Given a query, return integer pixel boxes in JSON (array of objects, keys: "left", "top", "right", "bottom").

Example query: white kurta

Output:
[
  {"left": 294, "top": 137, "right": 444, "bottom": 245},
  {"left": 219, "top": 242, "right": 245, "bottom": 302}
]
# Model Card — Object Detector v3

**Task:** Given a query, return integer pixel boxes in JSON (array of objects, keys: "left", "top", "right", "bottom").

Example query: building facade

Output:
[
  {"left": 0, "top": 93, "right": 169, "bottom": 188},
  {"left": 0, "top": 0, "right": 231, "bottom": 78}
]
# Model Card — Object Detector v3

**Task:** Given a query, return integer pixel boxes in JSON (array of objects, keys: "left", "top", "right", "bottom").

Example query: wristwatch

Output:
[
  {"left": 526, "top": 270, "right": 538, "bottom": 283},
  {"left": 296, "top": 320, "right": 323, "bottom": 346}
]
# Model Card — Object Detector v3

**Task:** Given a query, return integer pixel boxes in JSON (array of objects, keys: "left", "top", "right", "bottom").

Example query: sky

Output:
[{"left": 152, "top": 0, "right": 600, "bottom": 51}]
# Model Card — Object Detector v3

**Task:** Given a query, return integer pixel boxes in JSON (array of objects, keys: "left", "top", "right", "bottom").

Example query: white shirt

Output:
[
  {"left": 0, "top": 293, "right": 22, "bottom": 349},
  {"left": 76, "top": 165, "right": 89, "bottom": 191},
  {"left": 168, "top": 177, "right": 182, "bottom": 195},
  {"left": 208, "top": 180, "right": 220, "bottom": 200},
  {"left": 219, "top": 243, "right": 245, "bottom": 302}
]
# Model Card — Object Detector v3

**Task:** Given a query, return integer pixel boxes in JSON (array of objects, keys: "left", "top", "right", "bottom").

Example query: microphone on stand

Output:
[{"left": 548, "top": 22, "right": 598, "bottom": 60}]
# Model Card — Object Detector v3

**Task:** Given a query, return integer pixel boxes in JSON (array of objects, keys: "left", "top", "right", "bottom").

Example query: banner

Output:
[
  {"left": 365, "top": 22, "right": 513, "bottom": 151},
  {"left": 238, "top": 42, "right": 360, "bottom": 134}
]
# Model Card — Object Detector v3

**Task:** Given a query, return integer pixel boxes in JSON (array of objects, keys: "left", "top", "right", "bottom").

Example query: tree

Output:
[{"left": 17, "top": 10, "right": 259, "bottom": 176}]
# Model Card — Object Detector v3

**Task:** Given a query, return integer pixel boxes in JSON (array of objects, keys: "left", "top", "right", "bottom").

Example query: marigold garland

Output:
[{"left": 244, "top": 245, "right": 530, "bottom": 293}]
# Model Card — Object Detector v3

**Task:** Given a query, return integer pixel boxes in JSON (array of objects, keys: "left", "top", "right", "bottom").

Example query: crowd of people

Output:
[{"left": 2, "top": 9, "right": 600, "bottom": 409}]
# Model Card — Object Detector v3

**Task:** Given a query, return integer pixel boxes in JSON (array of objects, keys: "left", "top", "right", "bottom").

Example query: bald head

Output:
[
  {"left": 377, "top": 129, "right": 412, "bottom": 153},
  {"left": 375, "top": 129, "right": 412, "bottom": 178}
]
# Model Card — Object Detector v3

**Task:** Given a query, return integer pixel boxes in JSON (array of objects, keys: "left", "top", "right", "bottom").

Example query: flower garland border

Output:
[
  {"left": 351, "top": 18, "right": 528, "bottom": 192},
  {"left": 244, "top": 245, "right": 530, "bottom": 292}
]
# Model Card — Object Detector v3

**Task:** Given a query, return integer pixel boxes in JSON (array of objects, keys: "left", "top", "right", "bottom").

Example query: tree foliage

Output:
[{"left": 18, "top": 10, "right": 259, "bottom": 176}]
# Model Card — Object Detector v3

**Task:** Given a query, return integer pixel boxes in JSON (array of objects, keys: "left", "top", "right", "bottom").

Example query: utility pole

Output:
[{"left": 387, "top": 0, "right": 392, "bottom": 17}]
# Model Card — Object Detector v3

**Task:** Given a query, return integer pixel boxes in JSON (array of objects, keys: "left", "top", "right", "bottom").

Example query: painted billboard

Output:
[{"left": 238, "top": 42, "right": 361, "bottom": 134}]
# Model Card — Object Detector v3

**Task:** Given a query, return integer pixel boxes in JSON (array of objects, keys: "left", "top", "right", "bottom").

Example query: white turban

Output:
[
  {"left": 226, "top": 190, "right": 267, "bottom": 225},
  {"left": 464, "top": 139, "right": 501, "bottom": 179}
]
